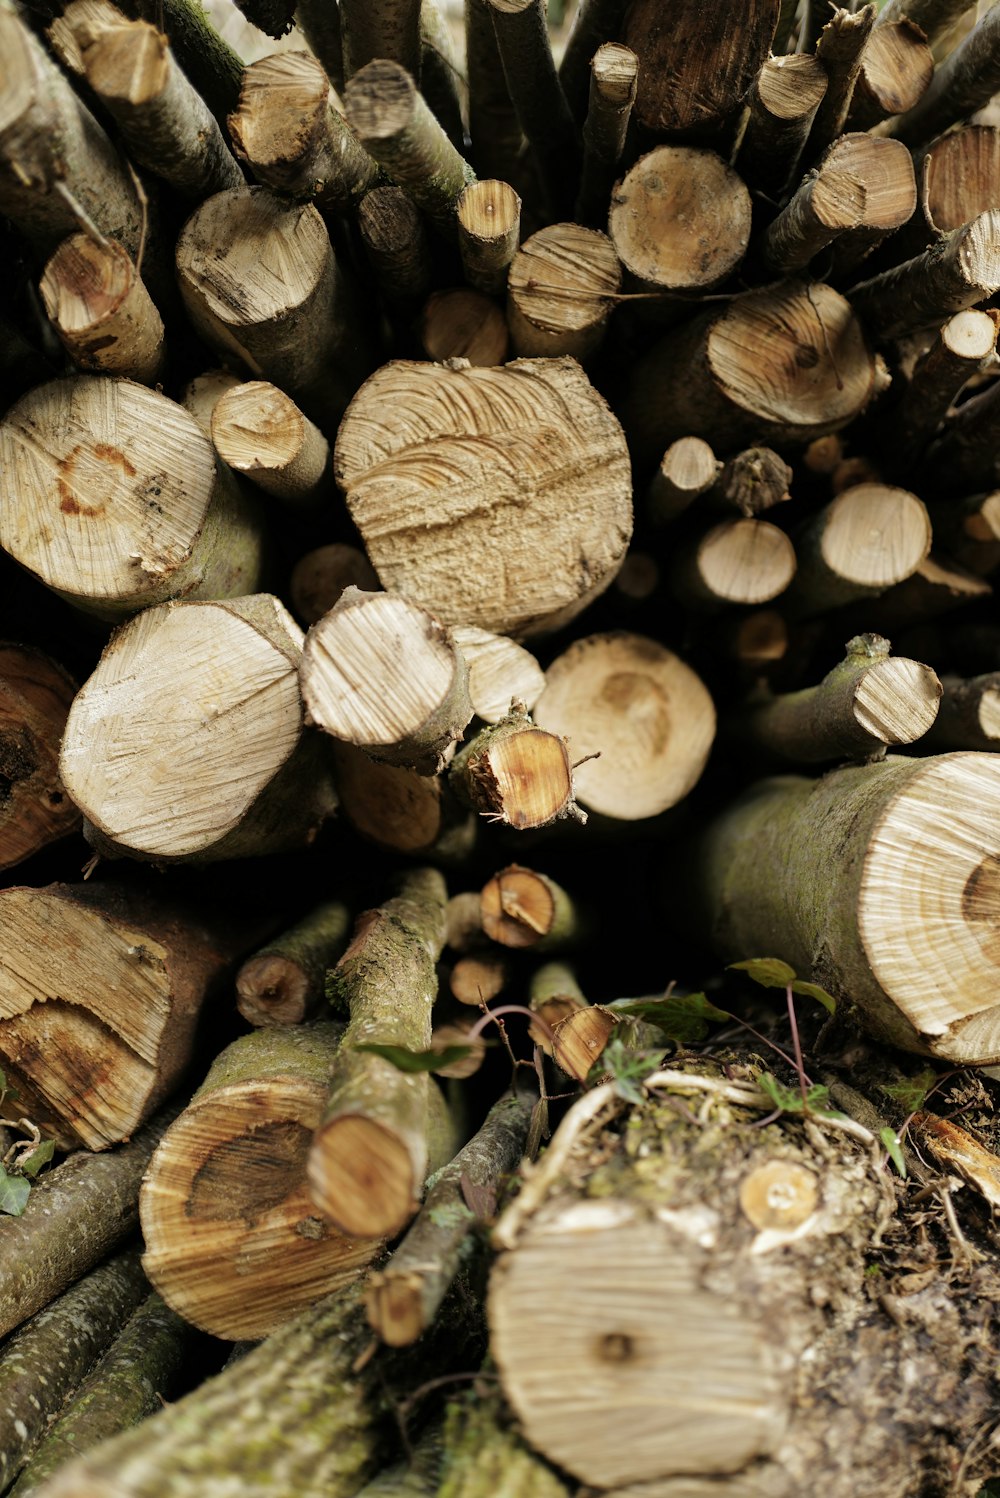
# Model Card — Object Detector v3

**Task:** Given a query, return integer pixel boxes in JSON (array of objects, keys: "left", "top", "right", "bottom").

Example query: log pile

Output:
[{"left": 5, "top": 0, "right": 1000, "bottom": 1493}]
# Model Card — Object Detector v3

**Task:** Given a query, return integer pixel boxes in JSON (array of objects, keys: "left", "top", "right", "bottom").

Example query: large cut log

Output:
[
  {"left": 0, "top": 376, "right": 265, "bottom": 621},
  {"left": 334, "top": 357, "right": 632, "bottom": 636},
  {"left": 0, "top": 882, "right": 242, "bottom": 1148},
  {"left": 60, "top": 594, "right": 338, "bottom": 863},
  {"left": 141, "top": 1024, "right": 378, "bottom": 1340},
  {"left": 0, "top": 644, "right": 79, "bottom": 872},
  {"left": 689, "top": 751, "right": 1000, "bottom": 1061}
]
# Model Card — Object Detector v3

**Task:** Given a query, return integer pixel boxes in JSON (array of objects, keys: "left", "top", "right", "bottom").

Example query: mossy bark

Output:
[{"left": 437, "top": 1382, "right": 571, "bottom": 1498}]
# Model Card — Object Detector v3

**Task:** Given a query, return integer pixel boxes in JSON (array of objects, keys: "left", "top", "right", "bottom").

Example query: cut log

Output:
[
  {"left": 923, "top": 369, "right": 1000, "bottom": 493},
  {"left": 452, "top": 626, "right": 544, "bottom": 723},
  {"left": 179, "top": 367, "right": 241, "bottom": 436},
  {"left": 846, "top": 18, "right": 933, "bottom": 131},
  {"left": 81, "top": 19, "right": 244, "bottom": 200},
  {"left": 140, "top": 1023, "right": 378, "bottom": 1339},
  {"left": 446, "top": 891, "right": 487, "bottom": 952},
  {"left": 420, "top": 288, "right": 510, "bottom": 366},
  {"left": 302, "top": 587, "right": 473, "bottom": 775},
  {"left": 528, "top": 960, "right": 586, "bottom": 1050},
  {"left": 334, "top": 356, "right": 632, "bottom": 637},
  {"left": 449, "top": 701, "right": 584, "bottom": 830},
  {"left": 736, "top": 53, "right": 828, "bottom": 200},
  {"left": 913, "top": 125, "right": 1000, "bottom": 249},
  {"left": 609, "top": 147, "right": 752, "bottom": 300},
  {"left": 851, "top": 552, "right": 992, "bottom": 631},
  {"left": 692, "top": 751, "right": 1000, "bottom": 1060},
  {"left": 308, "top": 868, "right": 454, "bottom": 1238},
  {"left": 339, "top": 0, "right": 421, "bottom": 81},
  {"left": 506, "top": 223, "right": 620, "bottom": 361},
  {"left": 343, "top": 59, "right": 475, "bottom": 234},
  {"left": 0, "top": 376, "right": 265, "bottom": 620},
  {"left": 876, "top": 307, "right": 999, "bottom": 468},
  {"left": 0, "top": 881, "right": 245, "bottom": 1149},
  {"left": 928, "top": 490, "right": 1000, "bottom": 575},
  {"left": 481, "top": 865, "right": 580, "bottom": 951},
  {"left": 646, "top": 436, "right": 720, "bottom": 525},
  {"left": 807, "top": 4, "right": 877, "bottom": 157},
  {"left": 619, "top": 280, "right": 878, "bottom": 468},
  {"left": 365, "top": 1087, "right": 534, "bottom": 1346},
  {"left": 40, "top": 236, "right": 165, "bottom": 385},
  {"left": 886, "top": 2, "right": 1000, "bottom": 147},
  {"left": 876, "top": 0, "right": 973, "bottom": 47},
  {"left": 786, "top": 482, "right": 932, "bottom": 614},
  {"left": 289, "top": 544, "right": 381, "bottom": 626},
  {"left": 669, "top": 518, "right": 797, "bottom": 610},
  {"left": 485, "top": 0, "right": 579, "bottom": 220},
  {"left": 47, "top": 0, "right": 125, "bottom": 75},
  {"left": 235, "top": 902, "right": 351, "bottom": 1027},
  {"left": 730, "top": 633, "right": 942, "bottom": 763},
  {"left": 227, "top": 52, "right": 382, "bottom": 215},
  {"left": 575, "top": 43, "right": 637, "bottom": 228},
  {"left": 920, "top": 672, "right": 1000, "bottom": 751},
  {"left": 176, "top": 186, "right": 375, "bottom": 427},
  {"left": 711, "top": 447, "right": 792, "bottom": 517},
  {"left": 622, "top": 0, "right": 779, "bottom": 138},
  {"left": 849, "top": 212, "right": 1000, "bottom": 342},
  {"left": 533, "top": 632, "right": 717, "bottom": 820},
  {"left": 450, "top": 952, "right": 511, "bottom": 1006},
  {"left": 456, "top": 179, "right": 521, "bottom": 296},
  {"left": 558, "top": 0, "right": 630, "bottom": 126},
  {"left": 211, "top": 380, "right": 332, "bottom": 510},
  {"left": 60, "top": 594, "right": 338, "bottom": 862},
  {"left": 0, "top": 1107, "right": 176, "bottom": 1338},
  {"left": 329, "top": 742, "right": 477, "bottom": 861},
  {"left": 0, "top": 1251, "right": 148, "bottom": 1495},
  {"left": 0, "top": 644, "right": 80, "bottom": 873},
  {"left": 7, "top": 1291, "right": 193, "bottom": 1498}
]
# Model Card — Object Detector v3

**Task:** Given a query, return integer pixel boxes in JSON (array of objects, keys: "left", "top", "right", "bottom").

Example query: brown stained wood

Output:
[
  {"left": 357, "top": 185, "right": 433, "bottom": 313},
  {"left": 670, "top": 519, "right": 798, "bottom": 612},
  {"left": 0, "top": 644, "right": 80, "bottom": 873},
  {"left": 141, "top": 1024, "right": 376, "bottom": 1340},
  {"left": 921, "top": 126, "right": 1000, "bottom": 241},
  {"left": 334, "top": 357, "right": 632, "bottom": 638},
  {"left": 533, "top": 632, "right": 716, "bottom": 821},
  {"left": 0, "top": 376, "right": 264, "bottom": 620},
  {"left": 40, "top": 235, "right": 165, "bottom": 385},
  {"left": 452, "top": 626, "right": 545, "bottom": 723},
  {"left": 465, "top": 0, "right": 524, "bottom": 188},
  {"left": 847, "top": 19, "right": 933, "bottom": 131},
  {"left": 622, "top": 0, "right": 779, "bottom": 137},
  {"left": 506, "top": 223, "right": 621, "bottom": 361},
  {"left": 211, "top": 381, "right": 332, "bottom": 510},
  {"left": 551, "top": 1005, "right": 617, "bottom": 1083},
  {"left": 420, "top": 288, "right": 509, "bottom": 366},
  {"left": 481, "top": 864, "right": 579, "bottom": 950},
  {"left": 289, "top": 544, "right": 380, "bottom": 627},
  {"left": 575, "top": 42, "right": 638, "bottom": 227},
  {"left": 736, "top": 53, "right": 828, "bottom": 199},
  {"left": 0, "top": 883, "right": 244, "bottom": 1149},
  {"left": 886, "top": 3, "right": 1000, "bottom": 147},
  {"left": 61, "top": 595, "right": 338, "bottom": 863},
  {"left": 528, "top": 960, "right": 587, "bottom": 1051},
  {"left": 301, "top": 587, "right": 473, "bottom": 775},
  {"left": 450, "top": 952, "right": 511, "bottom": 1005},
  {"left": 457, "top": 179, "right": 521, "bottom": 296},
  {"left": 646, "top": 436, "right": 720, "bottom": 525},
  {"left": 609, "top": 146, "right": 752, "bottom": 298},
  {"left": 329, "top": 741, "right": 477, "bottom": 862},
  {"left": 449, "top": 702, "right": 584, "bottom": 831}
]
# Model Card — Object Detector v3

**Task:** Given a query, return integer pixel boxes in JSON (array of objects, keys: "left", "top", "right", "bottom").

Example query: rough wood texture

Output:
[
  {"left": 420, "top": 288, "right": 509, "bottom": 366},
  {"left": 211, "top": 380, "right": 331, "bottom": 510},
  {"left": 787, "top": 483, "right": 932, "bottom": 615},
  {"left": 620, "top": 281, "right": 877, "bottom": 468},
  {"left": 82, "top": 19, "right": 244, "bottom": 200},
  {"left": 0, "top": 882, "right": 243, "bottom": 1149},
  {"left": 846, "top": 18, "right": 933, "bottom": 131},
  {"left": 646, "top": 436, "right": 720, "bottom": 525},
  {"left": 0, "top": 644, "right": 79, "bottom": 873},
  {"left": 339, "top": 0, "right": 421, "bottom": 81},
  {"left": 693, "top": 751, "right": 1000, "bottom": 1060},
  {"left": 558, "top": 0, "right": 630, "bottom": 125},
  {"left": 920, "top": 672, "right": 1000, "bottom": 751},
  {"left": 507, "top": 223, "right": 620, "bottom": 360},
  {"left": 886, "top": 2, "right": 1000, "bottom": 146},
  {"left": 808, "top": 4, "right": 877, "bottom": 157},
  {"left": 335, "top": 357, "right": 632, "bottom": 637},
  {"left": 464, "top": 0, "right": 523, "bottom": 187},
  {"left": 610, "top": 146, "right": 751, "bottom": 297},
  {"left": 40, "top": 236, "right": 165, "bottom": 385},
  {"left": 449, "top": 701, "right": 584, "bottom": 830},
  {"left": 228, "top": 52, "right": 382, "bottom": 214},
  {"left": 712, "top": 447, "right": 792, "bottom": 517},
  {"left": 533, "top": 631, "right": 716, "bottom": 820},
  {"left": 141, "top": 1023, "right": 377, "bottom": 1339},
  {"left": 289, "top": 544, "right": 380, "bottom": 626},
  {"left": 302, "top": 587, "right": 473, "bottom": 775},
  {"left": 452, "top": 626, "right": 544, "bottom": 723},
  {"left": 308, "top": 869, "right": 454, "bottom": 1238},
  {"left": 357, "top": 185, "right": 433, "bottom": 313},
  {"left": 480, "top": 864, "right": 579, "bottom": 951},
  {"left": 669, "top": 518, "right": 798, "bottom": 611},
  {"left": 456, "top": 179, "right": 521, "bottom": 297},
  {"left": 0, "top": 375, "right": 264, "bottom": 620},
  {"left": 486, "top": 0, "right": 579, "bottom": 219},
  {"left": 876, "top": 0, "right": 972, "bottom": 47},
  {"left": 737, "top": 53, "right": 828, "bottom": 199},
  {"left": 179, "top": 367, "right": 240, "bottom": 435},
  {"left": 916, "top": 125, "right": 1000, "bottom": 246},
  {"left": 849, "top": 212, "right": 1000, "bottom": 341},
  {"left": 61, "top": 595, "right": 338, "bottom": 862},
  {"left": 236, "top": 902, "right": 351, "bottom": 1026},
  {"left": 576, "top": 43, "right": 637, "bottom": 227}
]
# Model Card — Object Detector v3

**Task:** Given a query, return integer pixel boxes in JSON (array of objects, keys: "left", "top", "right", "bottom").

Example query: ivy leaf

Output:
[
  {"left": 608, "top": 991, "right": 729, "bottom": 1042},
  {"left": 19, "top": 1138, "right": 55, "bottom": 1179},
  {"left": 880, "top": 1127, "right": 907, "bottom": 1178},
  {"left": 593, "top": 1036, "right": 667, "bottom": 1104},
  {"left": 758, "top": 1071, "right": 836, "bottom": 1116},
  {"left": 882, "top": 1067, "right": 937, "bottom": 1116},
  {"left": 790, "top": 980, "right": 837, "bottom": 1015},
  {"left": 729, "top": 957, "right": 797, "bottom": 989},
  {"left": 0, "top": 1166, "right": 30, "bottom": 1217},
  {"left": 354, "top": 1042, "right": 473, "bottom": 1073}
]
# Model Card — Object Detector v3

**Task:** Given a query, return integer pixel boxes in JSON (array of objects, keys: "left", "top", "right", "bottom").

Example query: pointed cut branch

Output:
[
  {"left": 420, "top": 288, "right": 509, "bottom": 366},
  {"left": 308, "top": 868, "right": 454, "bottom": 1238},
  {"left": 849, "top": 212, "right": 1000, "bottom": 342},
  {"left": 0, "top": 644, "right": 79, "bottom": 873},
  {"left": 877, "top": 307, "right": 999, "bottom": 467},
  {"left": 886, "top": 2, "right": 1000, "bottom": 147},
  {"left": 669, "top": 518, "right": 797, "bottom": 610},
  {"left": 302, "top": 587, "right": 473, "bottom": 775},
  {"left": 236, "top": 902, "right": 351, "bottom": 1026},
  {"left": 211, "top": 381, "right": 332, "bottom": 511},
  {"left": 575, "top": 42, "right": 637, "bottom": 228},
  {"left": 290, "top": 544, "right": 380, "bottom": 626},
  {"left": 82, "top": 19, "right": 244, "bottom": 200},
  {"left": 357, "top": 186, "right": 433, "bottom": 312},
  {"left": 343, "top": 59, "right": 475, "bottom": 234},
  {"left": 807, "top": 4, "right": 877, "bottom": 158},
  {"left": 457, "top": 179, "right": 521, "bottom": 296},
  {"left": 692, "top": 752, "right": 1000, "bottom": 1060},
  {"left": 141, "top": 1024, "right": 378, "bottom": 1339},
  {"left": 365, "top": 1087, "right": 535, "bottom": 1346},
  {"left": 40, "top": 236, "right": 165, "bottom": 385},
  {"left": 712, "top": 447, "right": 793, "bottom": 517},
  {"left": 736, "top": 54, "right": 828, "bottom": 200},
  {"left": 61, "top": 595, "right": 338, "bottom": 863},
  {"left": 646, "top": 436, "right": 720, "bottom": 525},
  {"left": 449, "top": 701, "right": 584, "bottom": 830},
  {"left": 846, "top": 18, "right": 933, "bottom": 131},
  {"left": 228, "top": 52, "right": 382, "bottom": 214},
  {"left": 533, "top": 632, "right": 717, "bottom": 820},
  {"left": 480, "top": 865, "right": 580, "bottom": 951},
  {"left": 787, "top": 482, "right": 931, "bottom": 615},
  {"left": 507, "top": 223, "right": 621, "bottom": 361}
]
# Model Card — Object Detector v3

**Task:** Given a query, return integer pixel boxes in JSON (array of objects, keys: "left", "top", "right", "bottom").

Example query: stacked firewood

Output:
[{"left": 6, "top": 0, "right": 1000, "bottom": 1493}]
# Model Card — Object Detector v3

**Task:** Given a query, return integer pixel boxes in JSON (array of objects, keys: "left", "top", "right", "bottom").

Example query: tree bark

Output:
[
  {"left": 456, "top": 179, "right": 521, "bottom": 296},
  {"left": 357, "top": 185, "right": 434, "bottom": 313},
  {"left": 923, "top": 357, "right": 1000, "bottom": 492},
  {"left": 60, "top": 594, "right": 338, "bottom": 863},
  {"left": 711, "top": 447, "right": 793, "bottom": 517},
  {"left": 785, "top": 482, "right": 932, "bottom": 614},
  {"left": 928, "top": 490, "right": 1000, "bottom": 576},
  {"left": 485, "top": 0, "right": 579, "bottom": 220},
  {"left": 437, "top": 1383, "right": 571, "bottom": 1498},
  {"left": 339, "top": 0, "right": 421, "bottom": 82},
  {"left": 807, "top": 4, "right": 877, "bottom": 158},
  {"left": 876, "top": 0, "right": 973, "bottom": 48},
  {"left": 848, "top": 212, "right": 1000, "bottom": 341},
  {"left": 117, "top": 0, "right": 245, "bottom": 126},
  {"left": 736, "top": 53, "right": 828, "bottom": 200},
  {"left": 334, "top": 357, "right": 632, "bottom": 638},
  {"left": 464, "top": 0, "right": 524, "bottom": 187},
  {"left": 449, "top": 701, "right": 584, "bottom": 830},
  {"left": 140, "top": 1023, "right": 379, "bottom": 1340},
  {"left": 506, "top": 223, "right": 621, "bottom": 361},
  {"left": 236, "top": 902, "right": 351, "bottom": 1026},
  {"left": 575, "top": 43, "right": 637, "bottom": 228},
  {"left": 210, "top": 380, "right": 332, "bottom": 511},
  {"left": 0, "top": 644, "right": 80, "bottom": 873},
  {"left": 558, "top": 0, "right": 630, "bottom": 126}
]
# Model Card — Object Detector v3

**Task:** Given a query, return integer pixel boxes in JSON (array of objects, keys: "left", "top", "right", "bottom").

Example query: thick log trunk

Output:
[
  {"left": 669, "top": 518, "right": 797, "bottom": 610},
  {"left": 0, "top": 644, "right": 79, "bottom": 873},
  {"left": 786, "top": 482, "right": 931, "bottom": 615}
]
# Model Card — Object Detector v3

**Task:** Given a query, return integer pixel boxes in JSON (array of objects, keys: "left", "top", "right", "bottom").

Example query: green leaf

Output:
[
  {"left": 790, "top": 980, "right": 837, "bottom": 1015},
  {"left": 880, "top": 1127, "right": 907, "bottom": 1178},
  {"left": 882, "top": 1066, "right": 937, "bottom": 1116},
  {"left": 592, "top": 1036, "right": 667, "bottom": 1104},
  {"left": 607, "top": 991, "right": 730, "bottom": 1042},
  {"left": 729, "top": 957, "right": 797, "bottom": 989},
  {"left": 0, "top": 1166, "right": 30, "bottom": 1216},
  {"left": 19, "top": 1138, "right": 55, "bottom": 1179},
  {"left": 757, "top": 1072, "right": 833, "bottom": 1116},
  {"left": 354, "top": 1042, "right": 473, "bottom": 1073}
]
